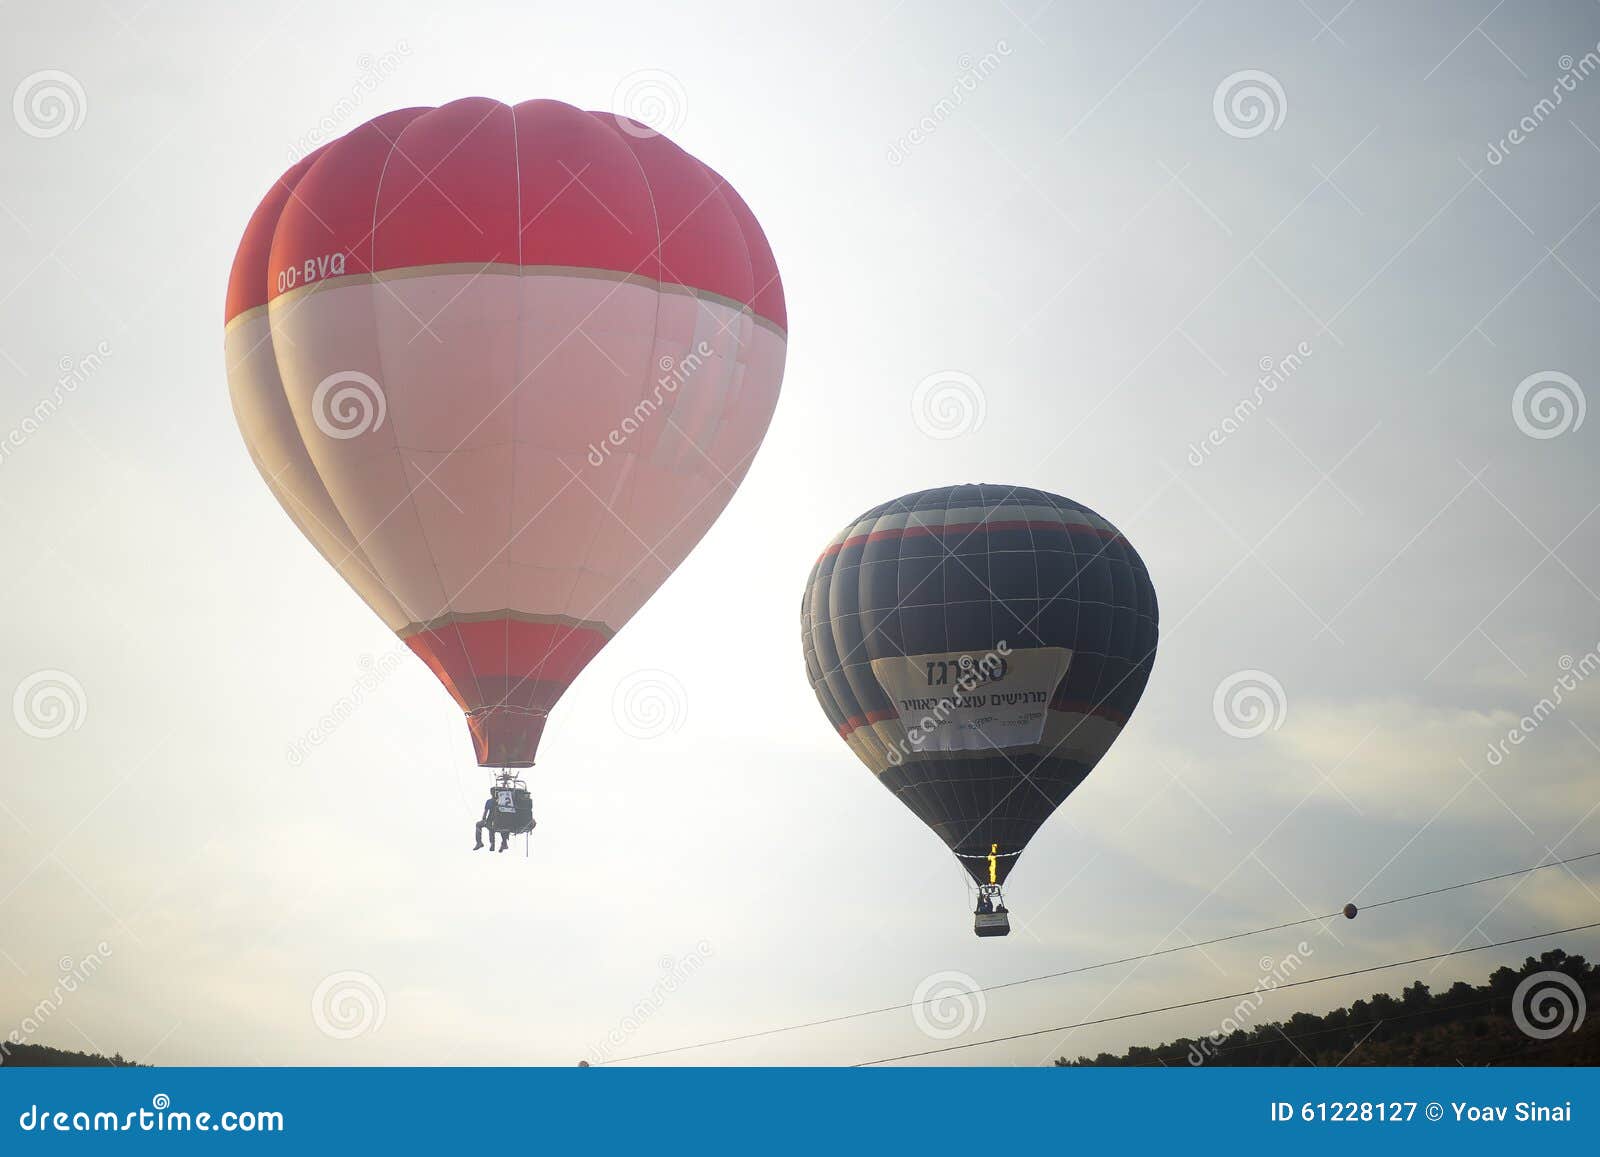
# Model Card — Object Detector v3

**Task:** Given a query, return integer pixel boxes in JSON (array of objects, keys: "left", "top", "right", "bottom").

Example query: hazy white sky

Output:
[{"left": 3, "top": 0, "right": 1600, "bottom": 1067}]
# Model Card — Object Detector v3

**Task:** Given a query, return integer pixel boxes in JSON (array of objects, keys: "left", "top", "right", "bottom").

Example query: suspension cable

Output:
[
  {"left": 597, "top": 847, "right": 1600, "bottom": 1064},
  {"left": 854, "top": 919, "right": 1600, "bottom": 1065}
]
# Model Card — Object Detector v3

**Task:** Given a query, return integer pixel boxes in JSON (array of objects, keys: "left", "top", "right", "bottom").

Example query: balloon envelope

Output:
[
  {"left": 800, "top": 485, "right": 1158, "bottom": 884},
  {"left": 226, "top": 99, "right": 786, "bottom": 766}
]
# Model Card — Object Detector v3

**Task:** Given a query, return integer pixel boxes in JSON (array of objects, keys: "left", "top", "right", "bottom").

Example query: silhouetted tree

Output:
[{"left": 1058, "top": 947, "right": 1598, "bottom": 1067}]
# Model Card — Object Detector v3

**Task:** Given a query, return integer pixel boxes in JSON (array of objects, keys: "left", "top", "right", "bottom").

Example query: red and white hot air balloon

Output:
[{"left": 224, "top": 99, "right": 786, "bottom": 769}]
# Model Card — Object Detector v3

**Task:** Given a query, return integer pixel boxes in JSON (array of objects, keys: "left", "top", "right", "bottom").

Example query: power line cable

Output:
[
  {"left": 599, "top": 847, "right": 1600, "bottom": 1064},
  {"left": 853, "top": 919, "right": 1600, "bottom": 1066},
  {"left": 1121, "top": 992, "right": 1506, "bottom": 1066}
]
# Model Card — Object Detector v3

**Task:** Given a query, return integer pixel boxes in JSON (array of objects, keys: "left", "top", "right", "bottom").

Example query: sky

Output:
[{"left": 2, "top": 0, "right": 1600, "bottom": 1068}]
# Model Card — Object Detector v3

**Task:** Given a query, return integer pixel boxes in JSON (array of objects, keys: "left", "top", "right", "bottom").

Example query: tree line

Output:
[{"left": 1058, "top": 947, "right": 1598, "bottom": 1067}]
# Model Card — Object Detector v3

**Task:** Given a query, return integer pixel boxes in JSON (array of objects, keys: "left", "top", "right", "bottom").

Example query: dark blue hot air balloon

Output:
[{"left": 800, "top": 484, "right": 1158, "bottom": 936}]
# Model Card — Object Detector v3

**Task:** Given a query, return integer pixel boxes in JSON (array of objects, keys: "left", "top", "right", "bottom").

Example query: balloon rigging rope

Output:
[{"left": 593, "top": 846, "right": 1600, "bottom": 1065}]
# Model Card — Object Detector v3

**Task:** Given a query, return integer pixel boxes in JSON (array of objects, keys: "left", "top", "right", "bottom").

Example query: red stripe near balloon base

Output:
[{"left": 402, "top": 617, "right": 612, "bottom": 766}]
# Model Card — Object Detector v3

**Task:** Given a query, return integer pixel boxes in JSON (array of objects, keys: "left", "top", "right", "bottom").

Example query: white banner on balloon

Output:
[{"left": 871, "top": 646, "right": 1072, "bottom": 752}]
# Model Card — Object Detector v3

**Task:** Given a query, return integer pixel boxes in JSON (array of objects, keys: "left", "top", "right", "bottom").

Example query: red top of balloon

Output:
[{"left": 225, "top": 98, "right": 785, "bottom": 332}]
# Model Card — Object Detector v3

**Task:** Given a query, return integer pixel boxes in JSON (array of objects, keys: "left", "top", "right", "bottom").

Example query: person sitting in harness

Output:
[{"left": 472, "top": 793, "right": 510, "bottom": 853}]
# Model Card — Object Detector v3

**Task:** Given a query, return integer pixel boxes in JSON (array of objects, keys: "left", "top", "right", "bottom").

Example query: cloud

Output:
[{"left": 1268, "top": 695, "right": 1600, "bottom": 830}]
